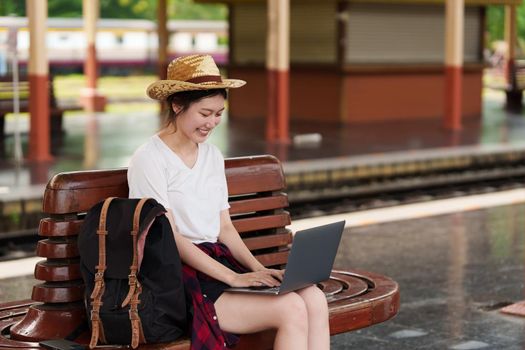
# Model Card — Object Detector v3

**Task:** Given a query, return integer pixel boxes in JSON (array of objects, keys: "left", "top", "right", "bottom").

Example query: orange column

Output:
[
  {"left": 266, "top": 0, "right": 290, "bottom": 143},
  {"left": 504, "top": 4, "right": 522, "bottom": 111},
  {"left": 27, "top": 0, "right": 51, "bottom": 161},
  {"left": 444, "top": 0, "right": 464, "bottom": 131},
  {"left": 157, "top": 0, "right": 168, "bottom": 114},
  {"left": 157, "top": 0, "right": 168, "bottom": 80},
  {"left": 81, "top": 0, "right": 106, "bottom": 112}
]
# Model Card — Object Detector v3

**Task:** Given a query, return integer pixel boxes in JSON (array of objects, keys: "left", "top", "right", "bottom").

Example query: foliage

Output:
[
  {"left": 169, "top": 0, "right": 227, "bottom": 20},
  {"left": 0, "top": 0, "right": 226, "bottom": 20},
  {"left": 0, "top": 1, "right": 25, "bottom": 17},
  {"left": 486, "top": 4, "right": 525, "bottom": 55},
  {"left": 486, "top": 6, "right": 505, "bottom": 43}
]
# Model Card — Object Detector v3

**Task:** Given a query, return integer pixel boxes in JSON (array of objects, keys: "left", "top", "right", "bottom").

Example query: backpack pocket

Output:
[{"left": 99, "top": 282, "right": 154, "bottom": 345}]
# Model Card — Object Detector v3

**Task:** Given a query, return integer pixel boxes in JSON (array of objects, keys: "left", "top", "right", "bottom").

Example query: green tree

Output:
[
  {"left": 0, "top": 0, "right": 226, "bottom": 20},
  {"left": 99, "top": 0, "right": 156, "bottom": 19},
  {"left": 48, "top": 0, "right": 82, "bottom": 18},
  {"left": 0, "top": 0, "right": 25, "bottom": 16},
  {"left": 487, "top": 4, "right": 525, "bottom": 56},
  {"left": 169, "top": 0, "right": 226, "bottom": 20},
  {"left": 487, "top": 6, "right": 505, "bottom": 43}
]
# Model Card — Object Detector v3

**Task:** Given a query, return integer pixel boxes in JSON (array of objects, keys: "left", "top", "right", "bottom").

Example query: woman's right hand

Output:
[{"left": 228, "top": 270, "right": 283, "bottom": 288}]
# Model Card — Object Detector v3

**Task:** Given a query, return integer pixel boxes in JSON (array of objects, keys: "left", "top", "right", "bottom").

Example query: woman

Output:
[{"left": 128, "top": 55, "right": 329, "bottom": 350}]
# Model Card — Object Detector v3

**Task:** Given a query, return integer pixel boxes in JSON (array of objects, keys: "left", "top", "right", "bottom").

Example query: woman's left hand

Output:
[{"left": 254, "top": 267, "right": 284, "bottom": 283}]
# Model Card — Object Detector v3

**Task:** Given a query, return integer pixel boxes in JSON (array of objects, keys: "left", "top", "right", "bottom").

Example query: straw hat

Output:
[{"left": 146, "top": 54, "right": 246, "bottom": 100}]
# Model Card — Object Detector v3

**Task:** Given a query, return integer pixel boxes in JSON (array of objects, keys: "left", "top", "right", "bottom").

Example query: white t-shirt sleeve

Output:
[{"left": 127, "top": 144, "right": 170, "bottom": 209}]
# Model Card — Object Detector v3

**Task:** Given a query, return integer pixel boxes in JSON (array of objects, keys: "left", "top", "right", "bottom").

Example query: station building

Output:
[{"left": 203, "top": 0, "right": 520, "bottom": 124}]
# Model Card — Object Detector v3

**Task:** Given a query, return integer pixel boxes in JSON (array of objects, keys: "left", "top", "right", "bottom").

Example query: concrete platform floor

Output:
[
  {"left": 1, "top": 202, "right": 524, "bottom": 349},
  {"left": 330, "top": 203, "right": 525, "bottom": 349}
]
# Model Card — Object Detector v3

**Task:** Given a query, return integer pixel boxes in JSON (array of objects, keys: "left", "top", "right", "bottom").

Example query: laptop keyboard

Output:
[{"left": 250, "top": 286, "right": 280, "bottom": 292}]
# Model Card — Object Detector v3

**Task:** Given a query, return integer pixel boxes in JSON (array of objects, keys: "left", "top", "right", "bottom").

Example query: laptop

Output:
[{"left": 226, "top": 220, "right": 345, "bottom": 295}]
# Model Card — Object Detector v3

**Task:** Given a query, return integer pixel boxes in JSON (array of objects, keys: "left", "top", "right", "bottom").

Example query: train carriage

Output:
[{"left": 0, "top": 17, "right": 228, "bottom": 73}]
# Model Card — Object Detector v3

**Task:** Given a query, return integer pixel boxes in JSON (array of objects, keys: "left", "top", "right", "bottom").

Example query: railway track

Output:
[{"left": 289, "top": 175, "right": 525, "bottom": 219}]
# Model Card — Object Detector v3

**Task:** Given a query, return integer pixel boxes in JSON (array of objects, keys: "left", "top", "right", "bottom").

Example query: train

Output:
[{"left": 0, "top": 17, "right": 228, "bottom": 74}]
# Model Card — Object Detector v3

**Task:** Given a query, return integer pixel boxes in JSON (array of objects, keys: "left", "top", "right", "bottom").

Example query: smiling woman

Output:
[
  {"left": 126, "top": 54, "right": 331, "bottom": 350},
  {"left": 164, "top": 90, "right": 226, "bottom": 147}
]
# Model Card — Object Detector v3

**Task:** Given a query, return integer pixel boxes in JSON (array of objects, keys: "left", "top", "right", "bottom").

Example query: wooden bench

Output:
[
  {"left": 0, "top": 155, "right": 399, "bottom": 349},
  {"left": 0, "top": 75, "right": 82, "bottom": 155}
]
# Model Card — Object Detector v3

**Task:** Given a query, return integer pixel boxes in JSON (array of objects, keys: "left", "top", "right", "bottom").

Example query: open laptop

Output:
[{"left": 226, "top": 220, "right": 345, "bottom": 295}]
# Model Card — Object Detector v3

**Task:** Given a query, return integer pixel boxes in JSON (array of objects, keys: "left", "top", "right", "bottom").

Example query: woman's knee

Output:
[
  {"left": 275, "top": 293, "right": 309, "bottom": 328},
  {"left": 300, "top": 285, "right": 328, "bottom": 315}
]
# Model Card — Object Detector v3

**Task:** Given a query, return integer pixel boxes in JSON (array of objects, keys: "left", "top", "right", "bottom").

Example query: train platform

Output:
[
  {"left": 0, "top": 91, "right": 524, "bottom": 234},
  {"left": 1, "top": 192, "right": 525, "bottom": 349},
  {"left": 1, "top": 91, "right": 524, "bottom": 184}
]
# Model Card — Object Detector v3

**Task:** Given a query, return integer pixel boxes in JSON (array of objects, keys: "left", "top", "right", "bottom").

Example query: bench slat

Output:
[
  {"left": 253, "top": 250, "right": 289, "bottom": 267},
  {"left": 43, "top": 169, "right": 129, "bottom": 213},
  {"left": 39, "top": 219, "right": 83, "bottom": 237},
  {"left": 243, "top": 231, "right": 292, "bottom": 251},
  {"left": 229, "top": 194, "right": 288, "bottom": 215},
  {"left": 36, "top": 239, "right": 78, "bottom": 258},
  {"left": 224, "top": 156, "right": 285, "bottom": 195},
  {"left": 233, "top": 213, "right": 291, "bottom": 233},
  {"left": 34, "top": 261, "right": 81, "bottom": 282},
  {"left": 32, "top": 281, "right": 84, "bottom": 303}
]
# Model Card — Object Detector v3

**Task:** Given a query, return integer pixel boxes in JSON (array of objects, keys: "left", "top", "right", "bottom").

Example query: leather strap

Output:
[
  {"left": 89, "top": 197, "right": 115, "bottom": 349},
  {"left": 129, "top": 283, "right": 146, "bottom": 348},
  {"left": 122, "top": 198, "right": 148, "bottom": 308},
  {"left": 123, "top": 198, "right": 149, "bottom": 348}
]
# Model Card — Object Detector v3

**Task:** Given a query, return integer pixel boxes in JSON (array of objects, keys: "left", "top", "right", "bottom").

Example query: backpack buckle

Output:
[
  {"left": 91, "top": 309, "right": 100, "bottom": 321},
  {"left": 128, "top": 309, "right": 140, "bottom": 320}
]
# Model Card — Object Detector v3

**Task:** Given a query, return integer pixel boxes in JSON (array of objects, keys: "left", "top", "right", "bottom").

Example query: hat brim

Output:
[{"left": 146, "top": 79, "right": 246, "bottom": 101}]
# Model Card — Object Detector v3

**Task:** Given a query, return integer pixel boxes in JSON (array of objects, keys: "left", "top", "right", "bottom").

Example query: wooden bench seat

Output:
[
  {"left": 0, "top": 76, "right": 82, "bottom": 155},
  {"left": 0, "top": 155, "right": 399, "bottom": 349}
]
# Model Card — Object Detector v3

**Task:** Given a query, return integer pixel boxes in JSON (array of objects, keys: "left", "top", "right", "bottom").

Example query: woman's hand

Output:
[{"left": 228, "top": 268, "right": 284, "bottom": 288}]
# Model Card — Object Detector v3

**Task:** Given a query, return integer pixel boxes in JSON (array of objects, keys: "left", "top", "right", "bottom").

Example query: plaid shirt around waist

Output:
[{"left": 182, "top": 242, "right": 248, "bottom": 350}]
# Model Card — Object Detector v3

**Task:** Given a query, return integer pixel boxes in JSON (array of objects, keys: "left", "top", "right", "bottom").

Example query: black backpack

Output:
[{"left": 78, "top": 197, "right": 188, "bottom": 349}]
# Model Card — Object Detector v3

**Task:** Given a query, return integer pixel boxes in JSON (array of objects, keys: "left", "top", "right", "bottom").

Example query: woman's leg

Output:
[
  {"left": 296, "top": 285, "right": 330, "bottom": 350},
  {"left": 214, "top": 292, "right": 308, "bottom": 350}
]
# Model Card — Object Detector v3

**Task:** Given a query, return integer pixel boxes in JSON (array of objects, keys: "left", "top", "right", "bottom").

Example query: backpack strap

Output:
[
  {"left": 89, "top": 197, "right": 115, "bottom": 349},
  {"left": 123, "top": 198, "right": 148, "bottom": 349}
]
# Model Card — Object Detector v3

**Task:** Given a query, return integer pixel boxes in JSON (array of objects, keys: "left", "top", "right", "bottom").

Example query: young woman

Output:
[{"left": 127, "top": 55, "right": 329, "bottom": 350}]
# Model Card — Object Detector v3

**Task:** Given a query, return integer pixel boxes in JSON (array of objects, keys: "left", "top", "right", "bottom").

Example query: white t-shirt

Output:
[{"left": 127, "top": 135, "right": 230, "bottom": 243}]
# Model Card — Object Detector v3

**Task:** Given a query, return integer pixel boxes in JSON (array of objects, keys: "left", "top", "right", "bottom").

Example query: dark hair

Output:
[{"left": 165, "top": 89, "right": 228, "bottom": 128}]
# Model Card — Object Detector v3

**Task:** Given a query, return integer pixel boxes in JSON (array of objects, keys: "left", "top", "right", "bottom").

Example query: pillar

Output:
[
  {"left": 157, "top": 0, "right": 168, "bottom": 80},
  {"left": 504, "top": 4, "right": 522, "bottom": 112},
  {"left": 266, "top": 0, "right": 290, "bottom": 143},
  {"left": 27, "top": 0, "right": 52, "bottom": 161},
  {"left": 157, "top": 0, "right": 168, "bottom": 114},
  {"left": 444, "top": 0, "right": 464, "bottom": 131},
  {"left": 80, "top": 0, "right": 106, "bottom": 112}
]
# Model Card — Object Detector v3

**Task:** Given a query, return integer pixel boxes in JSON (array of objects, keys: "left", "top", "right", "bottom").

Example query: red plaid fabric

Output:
[{"left": 183, "top": 242, "right": 248, "bottom": 350}]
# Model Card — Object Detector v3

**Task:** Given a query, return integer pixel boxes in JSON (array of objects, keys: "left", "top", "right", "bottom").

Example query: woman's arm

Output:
[
  {"left": 217, "top": 210, "right": 265, "bottom": 271},
  {"left": 166, "top": 210, "right": 281, "bottom": 287},
  {"left": 218, "top": 210, "right": 284, "bottom": 281}
]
